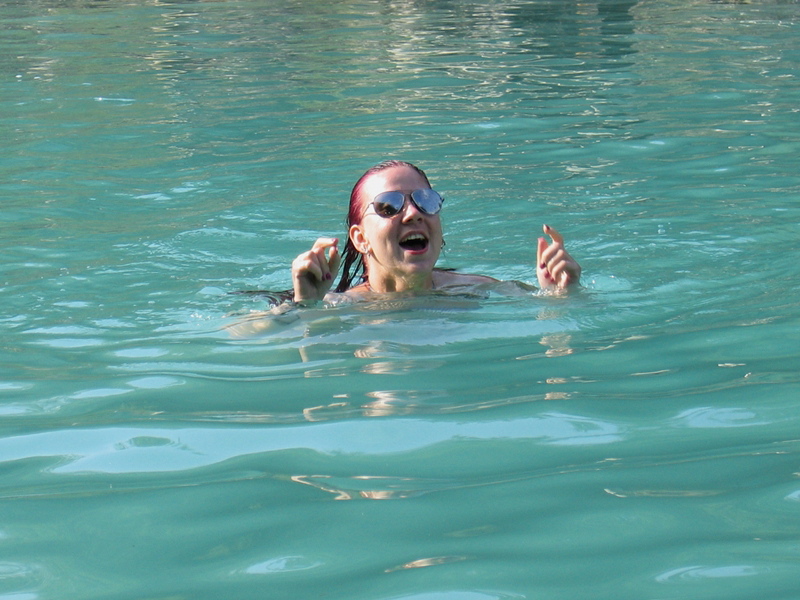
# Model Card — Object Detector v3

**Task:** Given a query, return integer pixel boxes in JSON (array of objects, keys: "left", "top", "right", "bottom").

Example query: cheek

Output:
[
  {"left": 360, "top": 217, "right": 392, "bottom": 248},
  {"left": 431, "top": 217, "right": 443, "bottom": 238},
  {"left": 375, "top": 222, "right": 398, "bottom": 248}
]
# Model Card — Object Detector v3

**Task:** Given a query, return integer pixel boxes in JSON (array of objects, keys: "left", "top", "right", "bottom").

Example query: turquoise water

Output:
[{"left": 2, "top": 0, "right": 800, "bottom": 598}]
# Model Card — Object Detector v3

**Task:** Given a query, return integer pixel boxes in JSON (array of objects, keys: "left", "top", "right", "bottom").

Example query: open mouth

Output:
[{"left": 399, "top": 233, "right": 429, "bottom": 252}]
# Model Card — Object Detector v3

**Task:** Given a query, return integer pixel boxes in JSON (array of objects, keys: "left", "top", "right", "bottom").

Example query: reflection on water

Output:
[
  {"left": 244, "top": 554, "right": 323, "bottom": 574},
  {"left": 384, "top": 554, "right": 470, "bottom": 572}
]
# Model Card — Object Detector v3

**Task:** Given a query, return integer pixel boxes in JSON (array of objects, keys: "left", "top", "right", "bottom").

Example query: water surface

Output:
[{"left": 2, "top": 1, "right": 799, "bottom": 599}]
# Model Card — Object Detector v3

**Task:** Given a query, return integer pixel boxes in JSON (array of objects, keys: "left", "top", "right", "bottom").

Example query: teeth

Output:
[{"left": 401, "top": 233, "right": 426, "bottom": 242}]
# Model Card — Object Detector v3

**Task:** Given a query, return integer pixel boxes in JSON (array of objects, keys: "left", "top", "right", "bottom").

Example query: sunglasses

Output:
[{"left": 368, "top": 189, "right": 444, "bottom": 218}]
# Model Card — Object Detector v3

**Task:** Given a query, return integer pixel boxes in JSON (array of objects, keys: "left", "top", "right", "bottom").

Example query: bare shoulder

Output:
[{"left": 433, "top": 269, "right": 498, "bottom": 288}]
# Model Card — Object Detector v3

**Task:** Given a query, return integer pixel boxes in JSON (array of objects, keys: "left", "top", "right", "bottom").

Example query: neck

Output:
[{"left": 366, "top": 271, "right": 435, "bottom": 293}]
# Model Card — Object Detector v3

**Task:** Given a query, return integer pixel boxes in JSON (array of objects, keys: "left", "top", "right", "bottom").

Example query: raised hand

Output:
[
  {"left": 291, "top": 237, "right": 341, "bottom": 305},
  {"left": 536, "top": 224, "right": 581, "bottom": 290}
]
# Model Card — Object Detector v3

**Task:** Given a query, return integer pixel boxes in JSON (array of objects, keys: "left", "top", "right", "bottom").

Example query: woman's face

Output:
[{"left": 349, "top": 164, "right": 443, "bottom": 286}]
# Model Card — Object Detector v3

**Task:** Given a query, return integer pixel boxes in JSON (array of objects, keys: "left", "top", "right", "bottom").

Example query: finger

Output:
[
  {"left": 537, "top": 237, "right": 555, "bottom": 288},
  {"left": 543, "top": 224, "right": 564, "bottom": 245},
  {"left": 559, "top": 270, "right": 570, "bottom": 288},
  {"left": 294, "top": 254, "right": 324, "bottom": 283},
  {"left": 328, "top": 242, "right": 341, "bottom": 278},
  {"left": 310, "top": 238, "right": 339, "bottom": 282},
  {"left": 539, "top": 228, "right": 563, "bottom": 265},
  {"left": 536, "top": 236, "right": 548, "bottom": 268},
  {"left": 311, "top": 237, "right": 339, "bottom": 253},
  {"left": 322, "top": 238, "right": 340, "bottom": 269},
  {"left": 542, "top": 245, "right": 565, "bottom": 267},
  {"left": 548, "top": 259, "right": 570, "bottom": 287},
  {"left": 310, "top": 247, "right": 333, "bottom": 282},
  {"left": 555, "top": 257, "right": 582, "bottom": 288}
]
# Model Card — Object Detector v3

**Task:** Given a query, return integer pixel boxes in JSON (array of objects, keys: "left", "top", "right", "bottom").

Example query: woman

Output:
[{"left": 291, "top": 160, "right": 581, "bottom": 306}]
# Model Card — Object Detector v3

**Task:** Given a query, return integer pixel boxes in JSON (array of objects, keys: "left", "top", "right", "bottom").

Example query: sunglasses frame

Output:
[{"left": 368, "top": 189, "right": 444, "bottom": 218}]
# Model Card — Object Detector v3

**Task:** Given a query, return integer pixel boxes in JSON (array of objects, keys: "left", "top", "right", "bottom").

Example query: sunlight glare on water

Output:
[{"left": 1, "top": 0, "right": 799, "bottom": 599}]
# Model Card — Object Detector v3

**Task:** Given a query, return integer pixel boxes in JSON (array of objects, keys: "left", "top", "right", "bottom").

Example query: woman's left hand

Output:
[{"left": 537, "top": 224, "right": 581, "bottom": 289}]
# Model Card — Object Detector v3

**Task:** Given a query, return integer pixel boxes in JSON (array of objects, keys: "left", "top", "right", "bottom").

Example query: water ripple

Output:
[{"left": 655, "top": 564, "right": 761, "bottom": 583}]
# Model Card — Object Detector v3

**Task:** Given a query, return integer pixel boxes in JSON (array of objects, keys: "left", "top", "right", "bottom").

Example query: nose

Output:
[{"left": 400, "top": 194, "right": 423, "bottom": 222}]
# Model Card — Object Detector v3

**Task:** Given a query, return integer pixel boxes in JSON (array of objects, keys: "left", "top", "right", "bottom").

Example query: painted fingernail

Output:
[
  {"left": 325, "top": 273, "right": 332, "bottom": 281},
  {"left": 539, "top": 262, "right": 546, "bottom": 269}
]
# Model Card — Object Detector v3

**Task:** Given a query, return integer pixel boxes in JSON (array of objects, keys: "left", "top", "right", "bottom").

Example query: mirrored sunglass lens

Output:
[
  {"left": 373, "top": 192, "right": 404, "bottom": 216},
  {"left": 412, "top": 189, "right": 443, "bottom": 214}
]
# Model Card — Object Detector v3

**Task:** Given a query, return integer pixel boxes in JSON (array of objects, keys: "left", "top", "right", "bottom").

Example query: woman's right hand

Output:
[{"left": 291, "top": 237, "right": 341, "bottom": 305}]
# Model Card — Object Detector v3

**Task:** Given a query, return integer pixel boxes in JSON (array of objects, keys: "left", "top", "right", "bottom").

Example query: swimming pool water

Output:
[{"left": 2, "top": 1, "right": 799, "bottom": 599}]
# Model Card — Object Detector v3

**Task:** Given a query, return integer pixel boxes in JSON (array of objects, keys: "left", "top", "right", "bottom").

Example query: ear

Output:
[{"left": 349, "top": 224, "right": 369, "bottom": 255}]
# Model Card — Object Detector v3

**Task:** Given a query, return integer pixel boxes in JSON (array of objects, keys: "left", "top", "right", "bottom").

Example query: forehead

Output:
[{"left": 360, "top": 165, "right": 430, "bottom": 201}]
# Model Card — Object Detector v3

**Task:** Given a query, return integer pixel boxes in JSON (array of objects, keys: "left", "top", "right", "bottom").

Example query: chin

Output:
[{"left": 403, "top": 253, "right": 439, "bottom": 273}]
